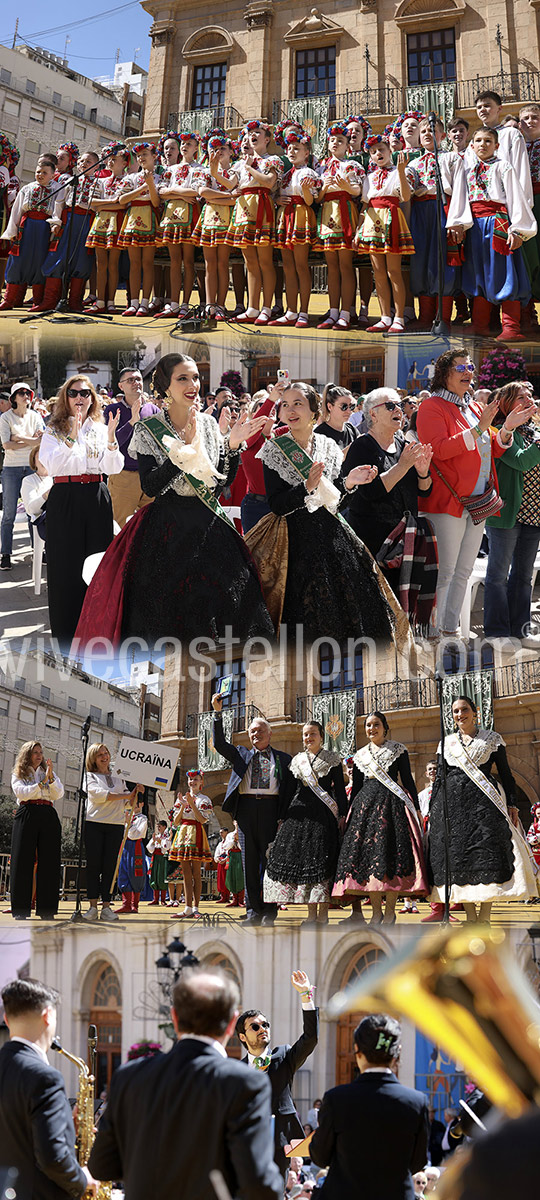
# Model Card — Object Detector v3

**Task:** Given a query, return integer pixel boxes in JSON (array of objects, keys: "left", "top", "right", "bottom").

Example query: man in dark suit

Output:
[
  {"left": 212, "top": 692, "right": 292, "bottom": 926},
  {"left": 237, "top": 970, "right": 319, "bottom": 1178},
  {"left": 0, "top": 979, "right": 93, "bottom": 1200},
  {"left": 89, "top": 965, "right": 282, "bottom": 1200},
  {"left": 459, "top": 1106, "right": 539, "bottom": 1199},
  {"left": 310, "top": 1013, "right": 429, "bottom": 1200}
]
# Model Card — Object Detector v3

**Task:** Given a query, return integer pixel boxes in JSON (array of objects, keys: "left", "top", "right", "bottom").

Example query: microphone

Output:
[
  {"left": 428, "top": 110, "right": 438, "bottom": 136},
  {"left": 82, "top": 715, "right": 91, "bottom": 738}
]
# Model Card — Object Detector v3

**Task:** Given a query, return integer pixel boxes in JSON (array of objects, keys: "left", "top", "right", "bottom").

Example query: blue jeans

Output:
[
  {"left": 484, "top": 523, "right": 540, "bottom": 637},
  {"left": 1, "top": 465, "right": 32, "bottom": 555},
  {"left": 241, "top": 492, "right": 271, "bottom": 535}
]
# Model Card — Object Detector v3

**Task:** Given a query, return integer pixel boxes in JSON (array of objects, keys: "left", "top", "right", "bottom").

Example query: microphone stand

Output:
[
  {"left": 435, "top": 672, "right": 452, "bottom": 924},
  {"left": 19, "top": 150, "right": 116, "bottom": 325},
  {"left": 428, "top": 112, "right": 451, "bottom": 338},
  {"left": 70, "top": 715, "right": 91, "bottom": 924}
]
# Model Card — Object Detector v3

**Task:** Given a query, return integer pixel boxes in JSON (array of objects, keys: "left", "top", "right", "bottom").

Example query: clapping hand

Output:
[
  {"left": 477, "top": 397, "right": 500, "bottom": 433},
  {"left": 414, "top": 443, "right": 433, "bottom": 476},
  {"left": 183, "top": 404, "right": 197, "bottom": 445},
  {"left": 45, "top": 759, "right": 54, "bottom": 783},
  {"left": 399, "top": 441, "right": 426, "bottom": 471},
  {"left": 504, "top": 399, "right": 538, "bottom": 430},
  {"left": 306, "top": 461, "right": 325, "bottom": 493},
  {"left": 107, "top": 410, "right": 121, "bottom": 440},
  {"left": 229, "top": 410, "right": 268, "bottom": 450},
  {"left": 345, "top": 463, "right": 378, "bottom": 490}
]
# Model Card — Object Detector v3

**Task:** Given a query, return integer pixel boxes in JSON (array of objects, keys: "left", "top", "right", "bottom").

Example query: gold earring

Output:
[{"left": 163, "top": 390, "right": 172, "bottom": 409}]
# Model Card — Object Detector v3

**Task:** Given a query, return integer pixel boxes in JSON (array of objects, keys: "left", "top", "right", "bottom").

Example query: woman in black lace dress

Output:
[
  {"left": 333, "top": 711, "right": 428, "bottom": 924},
  {"left": 428, "top": 695, "right": 538, "bottom": 922},
  {"left": 75, "top": 354, "right": 274, "bottom": 646},
  {"left": 263, "top": 721, "right": 348, "bottom": 926},
  {"left": 251, "top": 382, "right": 410, "bottom": 646}
]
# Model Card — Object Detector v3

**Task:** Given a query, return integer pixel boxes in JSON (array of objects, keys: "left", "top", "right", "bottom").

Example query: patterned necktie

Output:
[
  {"left": 253, "top": 1055, "right": 272, "bottom": 1071},
  {"left": 250, "top": 749, "right": 272, "bottom": 790}
]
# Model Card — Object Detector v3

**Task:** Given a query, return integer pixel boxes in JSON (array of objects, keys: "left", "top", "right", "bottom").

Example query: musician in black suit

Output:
[
  {"left": 211, "top": 693, "right": 292, "bottom": 926},
  {"left": 237, "top": 970, "right": 319, "bottom": 1177},
  {"left": 89, "top": 965, "right": 282, "bottom": 1200},
  {"left": 0, "top": 979, "right": 93, "bottom": 1200},
  {"left": 310, "top": 1013, "right": 429, "bottom": 1200}
]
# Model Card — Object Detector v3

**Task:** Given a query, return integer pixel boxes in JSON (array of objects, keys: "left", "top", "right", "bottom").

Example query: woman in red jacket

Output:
[{"left": 416, "top": 349, "right": 534, "bottom": 637}]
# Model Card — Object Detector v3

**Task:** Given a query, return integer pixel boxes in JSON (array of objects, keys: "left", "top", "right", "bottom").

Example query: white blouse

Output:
[
  {"left": 281, "top": 166, "right": 321, "bottom": 200},
  {"left": 123, "top": 170, "right": 161, "bottom": 203},
  {"left": 412, "top": 151, "right": 472, "bottom": 229},
  {"left": 464, "top": 126, "right": 533, "bottom": 208},
  {"left": 362, "top": 165, "right": 416, "bottom": 202},
  {"left": 4, "top": 181, "right": 65, "bottom": 241},
  {"left": 12, "top": 767, "right": 64, "bottom": 806},
  {"left": 147, "top": 829, "right": 171, "bottom": 855},
  {"left": 20, "top": 472, "right": 52, "bottom": 519},
  {"left": 39, "top": 417, "right": 124, "bottom": 478},
  {"left": 127, "top": 813, "right": 148, "bottom": 840},
  {"left": 464, "top": 157, "right": 537, "bottom": 240},
  {"left": 85, "top": 772, "right": 128, "bottom": 824}
]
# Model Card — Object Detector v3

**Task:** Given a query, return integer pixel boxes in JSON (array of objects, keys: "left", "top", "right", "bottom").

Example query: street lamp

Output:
[
  {"left": 495, "top": 25, "right": 505, "bottom": 98},
  {"left": 239, "top": 352, "right": 259, "bottom": 393}
]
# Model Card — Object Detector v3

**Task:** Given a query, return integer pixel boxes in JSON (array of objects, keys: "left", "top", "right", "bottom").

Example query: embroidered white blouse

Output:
[
  {"left": 39, "top": 417, "right": 124, "bottom": 478},
  {"left": 12, "top": 767, "right": 64, "bottom": 806}
]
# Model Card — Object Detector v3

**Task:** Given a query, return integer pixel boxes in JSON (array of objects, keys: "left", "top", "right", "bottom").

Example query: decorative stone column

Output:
[
  {"left": 243, "top": 0, "right": 274, "bottom": 120},
  {"left": 145, "top": 17, "right": 176, "bottom": 135}
]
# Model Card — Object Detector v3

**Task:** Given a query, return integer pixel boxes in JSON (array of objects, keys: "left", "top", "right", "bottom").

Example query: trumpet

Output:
[
  {"left": 52, "top": 1025, "right": 112, "bottom": 1200},
  {"left": 326, "top": 927, "right": 540, "bottom": 1198}
]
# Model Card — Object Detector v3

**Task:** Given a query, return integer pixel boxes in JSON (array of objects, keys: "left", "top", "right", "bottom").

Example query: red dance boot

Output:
[
  {"left": 418, "top": 295, "right": 437, "bottom": 328},
  {"left": 149, "top": 890, "right": 160, "bottom": 905},
  {"left": 30, "top": 284, "right": 45, "bottom": 310},
  {"left": 498, "top": 299, "right": 525, "bottom": 341},
  {"left": 0, "top": 282, "right": 26, "bottom": 310},
  {"left": 32, "top": 276, "right": 63, "bottom": 312},
  {"left": 117, "top": 892, "right": 133, "bottom": 914},
  {"left": 160, "top": 890, "right": 168, "bottom": 905},
  {"left": 472, "top": 296, "right": 493, "bottom": 337},
  {"left": 421, "top": 903, "right": 459, "bottom": 924},
  {"left": 441, "top": 296, "right": 454, "bottom": 324},
  {"left": 68, "top": 277, "right": 86, "bottom": 312},
  {"left": 131, "top": 892, "right": 140, "bottom": 913}
]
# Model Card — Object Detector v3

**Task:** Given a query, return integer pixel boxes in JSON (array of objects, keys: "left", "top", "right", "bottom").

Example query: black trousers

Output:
[
  {"left": 84, "top": 821, "right": 124, "bottom": 902},
  {"left": 235, "top": 794, "right": 278, "bottom": 918},
  {"left": 45, "top": 480, "right": 113, "bottom": 648},
  {"left": 10, "top": 804, "right": 62, "bottom": 917}
]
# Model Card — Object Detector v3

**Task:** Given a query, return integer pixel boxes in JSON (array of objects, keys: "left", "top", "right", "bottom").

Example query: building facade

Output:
[
  {"left": 140, "top": 0, "right": 540, "bottom": 141},
  {"left": 0, "top": 43, "right": 123, "bottom": 182}
]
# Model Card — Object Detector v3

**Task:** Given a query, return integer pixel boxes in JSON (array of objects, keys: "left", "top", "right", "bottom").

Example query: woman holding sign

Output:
[
  {"left": 84, "top": 743, "right": 143, "bottom": 923},
  {"left": 247, "top": 381, "right": 410, "bottom": 645},
  {"left": 74, "top": 354, "right": 274, "bottom": 647},
  {"left": 263, "top": 721, "right": 348, "bottom": 926}
]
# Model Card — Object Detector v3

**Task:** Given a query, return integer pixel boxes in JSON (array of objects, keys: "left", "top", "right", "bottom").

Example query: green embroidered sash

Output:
[{"left": 142, "top": 416, "right": 236, "bottom": 531}]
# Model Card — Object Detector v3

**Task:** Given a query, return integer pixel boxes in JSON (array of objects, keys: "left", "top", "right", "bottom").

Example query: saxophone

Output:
[{"left": 52, "top": 1024, "right": 113, "bottom": 1200}]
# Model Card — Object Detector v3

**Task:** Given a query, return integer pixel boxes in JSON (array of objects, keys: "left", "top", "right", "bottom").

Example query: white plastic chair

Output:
[{"left": 32, "top": 527, "right": 46, "bottom": 596}]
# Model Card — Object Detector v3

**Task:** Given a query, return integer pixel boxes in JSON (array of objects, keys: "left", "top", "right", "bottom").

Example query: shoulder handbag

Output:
[{"left": 431, "top": 463, "right": 503, "bottom": 525}]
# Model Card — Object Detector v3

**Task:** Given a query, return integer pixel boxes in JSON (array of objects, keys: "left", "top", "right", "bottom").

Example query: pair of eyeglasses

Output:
[
  {"left": 248, "top": 1020, "right": 270, "bottom": 1032},
  {"left": 372, "top": 401, "right": 400, "bottom": 412},
  {"left": 67, "top": 388, "right": 92, "bottom": 399},
  {"left": 453, "top": 364, "right": 474, "bottom": 374},
  {"left": 338, "top": 403, "right": 354, "bottom": 412},
  {"left": 16, "top": 389, "right": 32, "bottom": 396},
  {"left": 122, "top": 376, "right": 142, "bottom": 385}
]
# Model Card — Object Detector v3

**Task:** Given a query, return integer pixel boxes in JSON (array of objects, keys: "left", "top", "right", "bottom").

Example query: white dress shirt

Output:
[
  {"left": 39, "top": 417, "right": 124, "bottom": 478},
  {"left": 10, "top": 1036, "right": 49, "bottom": 1064},
  {"left": 239, "top": 750, "right": 279, "bottom": 795}
]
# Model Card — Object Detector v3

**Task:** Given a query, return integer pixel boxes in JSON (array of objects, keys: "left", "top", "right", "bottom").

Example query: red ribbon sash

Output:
[
  {"left": 242, "top": 187, "right": 274, "bottom": 230},
  {"left": 470, "top": 199, "right": 512, "bottom": 256},
  {"left": 282, "top": 194, "right": 305, "bottom": 240},
  {"left": 370, "top": 196, "right": 401, "bottom": 252},
  {"left": 324, "top": 189, "right": 354, "bottom": 240}
]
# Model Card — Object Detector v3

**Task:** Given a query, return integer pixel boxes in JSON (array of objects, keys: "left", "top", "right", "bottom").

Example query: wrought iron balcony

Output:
[
  {"left": 166, "top": 104, "right": 244, "bottom": 131},
  {"left": 184, "top": 702, "right": 263, "bottom": 740}
]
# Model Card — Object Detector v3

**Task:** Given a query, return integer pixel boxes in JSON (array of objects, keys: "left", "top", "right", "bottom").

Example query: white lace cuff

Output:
[{"left": 305, "top": 475, "right": 341, "bottom": 514}]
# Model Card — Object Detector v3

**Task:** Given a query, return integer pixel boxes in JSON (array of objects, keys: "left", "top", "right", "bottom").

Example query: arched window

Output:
[
  {"left": 201, "top": 951, "right": 243, "bottom": 1059},
  {"left": 335, "top": 945, "right": 386, "bottom": 1086},
  {"left": 89, "top": 963, "right": 122, "bottom": 1095}
]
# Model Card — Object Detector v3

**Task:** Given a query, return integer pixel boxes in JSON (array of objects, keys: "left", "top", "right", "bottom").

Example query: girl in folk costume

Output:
[
  {"left": 117, "top": 796, "right": 149, "bottom": 914},
  {"left": 355, "top": 136, "right": 416, "bottom": 334},
  {"left": 264, "top": 721, "right": 348, "bottom": 926},
  {"left": 223, "top": 119, "right": 283, "bottom": 325},
  {"left": 156, "top": 131, "right": 205, "bottom": 320},
  {"left": 427, "top": 695, "right": 538, "bottom": 922},
  {"left": 392, "top": 112, "right": 424, "bottom": 165},
  {"left": 74, "top": 354, "right": 273, "bottom": 646},
  {"left": 224, "top": 822, "right": 245, "bottom": 907},
  {"left": 214, "top": 827, "right": 232, "bottom": 903},
  {"left": 0, "top": 154, "right": 65, "bottom": 311},
  {"left": 410, "top": 117, "right": 472, "bottom": 328},
  {"left": 0, "top": 137, "right": 20, "bottom": 293},
  {"left": 247, "top": 381, "right": 411, "bottom": 646},
  {"left": 462, "top": 126, "right": 537, "bottom": 340},
  {"left": 273, "top": 131, "right": 321, "bottom": 327},
  {"left": 316, "top": 122, "right": 364, "bottom": 330},
  {"left": 147, "top": 819, "right": 171, "bottom": 905},
  {"left": 274, "top": 118, "right": 305, "bottom": 170},
  {"left": 54, "top": 141, "right": 79, "bottom": 183},
  {"left": 194, "top": 135, "right": 238, "bottom": 319},
  {"left": 346, "top": 115, "right": 375, "bottom": 327},
  {"left": 10, "top": 741, "right": 63, "bottom": 920},
  {"left": 84, "top": 142, "right": 131, "bottom": 313},
  {"left": 346, "top": 115, "right": 373, "bottom": 171},
  {"left": 40, "top": 149, "right": 100, "bottom": 312},
  {"left": 117, "top": 141, "right": 161, "bottom": 316},
  {"left": 333, "top": 711, "right": 428, "bottom": 925},
  {"left": 167, "top": 770, "right": 213, "bottom": 919},
  {"left": 150, "top": 130, "right": 183, "bottom": 314}
]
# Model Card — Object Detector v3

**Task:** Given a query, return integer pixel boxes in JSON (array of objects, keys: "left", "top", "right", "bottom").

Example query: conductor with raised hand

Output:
[
  {"left": 237, "top": 970, "right": 319, "bottom": 1177},
  {"left": 211, "top": 692, "right": 292, "bottom": 926}
]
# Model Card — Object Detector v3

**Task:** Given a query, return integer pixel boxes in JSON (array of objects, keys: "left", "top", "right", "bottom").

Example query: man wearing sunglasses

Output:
[
  {"left": 237, "top": 970, "right": 319, "bottom": 1179},
  {"left": 0, "top": 383, "right": 44, "bottom": 570},
  {"left": 103, "top": 369, "right": 160, "bottom": 528}
]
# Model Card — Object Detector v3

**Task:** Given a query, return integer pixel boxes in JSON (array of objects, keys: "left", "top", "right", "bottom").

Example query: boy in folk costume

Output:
[
  {"left": 447, "top": 117, "right": 470, "bottom": 157},
  {"left": 317, "top": 121, "right": 364, "bottom": 330},
  {"left": 156, "top": 131, "right": 205, "bottom": 320},
  {"left": 117, "top": 796, "right": 148, "bottom": 914},
  {"left": 465, "top": 90, "right": 534, "bottom": 209},
  {"left": 518, "top": 103, "right": 540, "bottom": 326},
  {"left": 117, "top": 141, "right": 161, "bottom": 316},
  {"left": 193, "top": 135, "right": 238, "bottom": 319},
  {"left": 355, "top": 135, "right": 416, "bottom": 334},
  {"left": 0, "top": 154, "right": 65, "bottom": 311},
  {"left": 40, "top": 149, "right": 100, "bottom": 312},
  {"left": 462, "top": 126, "right": 537, "bottom": 340},
  {"left": 409, "top": 117, "right": 472, "bottom": 327},
  {"left": 85, "top": 142, "right": 131, "bottom": 313},
  {"left": 223, "top": 119, "right": 283, "bottom": 325},
  {"left": 214, "top": 827, "right": 232, "bottom": 903},
  {"left": 272, "top": 131, "right": 321, "bottom": 327},
  {"left": 0, "top": 136, "right": 20, "bottom": 294},
  {"left": 147, "top": 819, "right": 171, "bottom": 905}
]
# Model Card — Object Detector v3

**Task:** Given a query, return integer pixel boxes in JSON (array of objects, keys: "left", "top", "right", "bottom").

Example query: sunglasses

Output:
[
  {"left": 67, "top": 388, "right": 92, "bottom": 398},
  {"left": 337, "top": 403, "right": 354, "bottom": 412},
  {"left": 372, "top": 401, "right": 400, "bottom": 412},
  {"left": 452, "top": 364, "right": 474, "bottom": 374},
  {"left": 15, "top": 389, "right": 32, "bottom": 396},
  {"left": 248, "top": 1020, "right": 270, "bottom": 1032}
]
